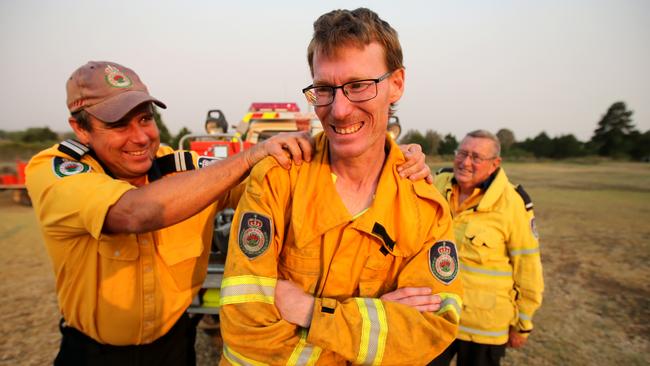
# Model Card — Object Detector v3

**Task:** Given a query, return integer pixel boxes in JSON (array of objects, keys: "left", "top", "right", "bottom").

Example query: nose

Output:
[
  {"left": 128, "top": 121, "right": 150, "bottom": 145},
  {"left": 329, "top": 88, "right": 354, "bottom": 121}
]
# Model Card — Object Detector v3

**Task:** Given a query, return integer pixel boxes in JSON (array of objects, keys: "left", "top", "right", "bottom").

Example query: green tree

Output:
[
  {"left": 496, "top": 128, "right": 515, "bottom": 153},
  {"left": 590, "top": 101, "right": 636, "bottom": 157},
  {"left": 399, "top": 129, "right": 427, "bottom": 148},
  {"left": 154, "top": 106, "right": 172, "bottom": 146},
  {"left": 628, "top": 130, "right": 650, "bottom": 161},
  {"left": 171, "top": 127, "right": 192, "bottom": 150},
  {"left": 518, "top": 132, "right": 553, "bottom": 158},
  {"left": 21, "top": 127, "right": 58, "bottom": 143},
  {"left": 438, "top": 134, "right": 458, "bottom": 155},
  {"left": 550, "top": 134, "right": 585, "bottom": 158},
  {"left": 424, "top": 130, "right": 442, "bottom": 155}
]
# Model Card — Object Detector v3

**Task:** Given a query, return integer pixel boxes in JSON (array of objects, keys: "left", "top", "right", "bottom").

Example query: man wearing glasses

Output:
[
  {"left": 219, "top": 8, "right": 463, "bottom": 365},
  {"left": 430, "top": 130, "right": 544, "bottom": 366}
]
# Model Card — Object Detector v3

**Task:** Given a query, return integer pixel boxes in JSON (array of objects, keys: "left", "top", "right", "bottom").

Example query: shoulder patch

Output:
[
  {"left": 197, "top": 156, "right": 219, "bottom": 168},
  {"left": 238, "top": 212, "right": 273, "bottom": 259},
  {"left": 515, "top": 184, "right": 534, "bottom": 211},
  {"left": 436, "top": 167, "right": 454, "bottom": 175},
  {"left": 429, "top": 240, "right": 459, "bottom": 285},
  {"left": 52, "top": 156, "right": 91, "bottom": 178}
]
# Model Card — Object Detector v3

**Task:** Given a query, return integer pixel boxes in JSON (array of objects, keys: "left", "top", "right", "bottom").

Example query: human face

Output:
[
  {"left": 70, "top": 103, "right": 160, "bottom": 185},
  {"left": 453, "top": 137, "right": 501, "bottom": 190},
  {"left": 311, "top": 42, "right": 404, "bottom": 161}
]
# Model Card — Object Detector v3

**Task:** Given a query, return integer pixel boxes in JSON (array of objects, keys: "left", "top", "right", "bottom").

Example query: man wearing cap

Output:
[{"left": 25, "top": 61, "right": 431, "bottom": 365}]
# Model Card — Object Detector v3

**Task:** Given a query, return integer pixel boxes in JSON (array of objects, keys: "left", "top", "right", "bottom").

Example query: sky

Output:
[{"left": 0, "top": 0, "right": 648, "bottom": 142}]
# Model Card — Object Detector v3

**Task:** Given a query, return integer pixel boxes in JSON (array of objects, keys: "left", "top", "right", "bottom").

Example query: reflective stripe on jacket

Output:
[
  {"left": 220, "top": 133, "right": 463, "bottom": 365},
  {"left": 434, "top": 169, "right": 543, "bottom": 345}
]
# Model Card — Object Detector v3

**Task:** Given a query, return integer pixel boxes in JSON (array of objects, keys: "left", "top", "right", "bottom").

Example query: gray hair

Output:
[{"left": 464, "top": 129, "right": 501, "bottom": 157}]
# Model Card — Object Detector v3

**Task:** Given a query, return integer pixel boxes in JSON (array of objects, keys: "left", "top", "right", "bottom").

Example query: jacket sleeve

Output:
[
  {"left": 306, "top": 199, "right": 463, "bottom": 365},
  {"left": 219, "top": 159, "right": 307, "bottom": 365},
  {"left": 507, "top": 193, "right": 544, "bottom": 335}
]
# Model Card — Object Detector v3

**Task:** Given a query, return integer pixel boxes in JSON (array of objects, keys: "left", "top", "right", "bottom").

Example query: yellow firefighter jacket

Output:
[
  {"left": 219, "top": 133, "right": 464, "bottom": 365},
  {"left": 434, "top": 168, "right": 543, "bottom": 345},
  {"left": 26, "top": 140, "right": 240, "bottom": 345}
]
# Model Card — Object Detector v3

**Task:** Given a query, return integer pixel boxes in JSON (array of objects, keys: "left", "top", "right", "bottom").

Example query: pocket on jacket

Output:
[
  {"left": 157, "top": 237, "right": 204, "bottom": 291},
  {"left": 465, "top": 225, "right": 503, "bottom": 264},
  {"left": 98, "top": 233, "right": 139, "bottom": 261}
]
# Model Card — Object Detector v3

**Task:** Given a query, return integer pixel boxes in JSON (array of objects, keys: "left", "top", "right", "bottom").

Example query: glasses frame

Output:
[
  {"left": 302, "top": 71, "right": 393, "bottom": 107},
  {"left": 454, "top": 149, "right": 497, "bottom": 165}
]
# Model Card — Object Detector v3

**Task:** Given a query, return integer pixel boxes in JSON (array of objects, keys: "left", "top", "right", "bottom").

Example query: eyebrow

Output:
[{"left": 312, "top": 75, "right": 373, "bottom": 86}]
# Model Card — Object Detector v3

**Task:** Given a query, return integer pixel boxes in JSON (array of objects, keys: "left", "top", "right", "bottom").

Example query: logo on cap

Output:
[{"left": 104, "top": 65, "right": 132, "bottom": 88}]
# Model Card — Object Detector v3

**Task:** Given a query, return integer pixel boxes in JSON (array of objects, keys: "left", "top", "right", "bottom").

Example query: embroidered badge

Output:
[
  {"left": 52, "top": 156, "right": 91, "bottom": 178},
  {"left": 197, "top": 156, "right": 219, "bottom": 169},
  {"left": 530, "top": 217, "right": 539, "bottom": 239},
  {"left": 238, "top": 212, "right": 273, "bottom": 259},
  {"left": 104, "top": 64, "right": 132, "bottom": 88},
  {"left": 429, "top": 240, "right": 459, "bottom": 285}
]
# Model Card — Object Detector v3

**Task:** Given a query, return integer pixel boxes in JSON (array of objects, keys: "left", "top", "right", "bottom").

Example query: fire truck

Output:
[
  {"left": 184, "top": 102, "right": 402, "bottom": 319},
  {"left": 184, "top": 102, "right": 320, "bottom": 317},
  {"left": 0, "top": 161, "right": 30, "bottom": 205}
]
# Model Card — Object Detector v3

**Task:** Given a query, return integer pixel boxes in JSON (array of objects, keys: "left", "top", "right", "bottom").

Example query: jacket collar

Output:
[{"left": 290, "top": 134, "right": 424, "bottom": 257}]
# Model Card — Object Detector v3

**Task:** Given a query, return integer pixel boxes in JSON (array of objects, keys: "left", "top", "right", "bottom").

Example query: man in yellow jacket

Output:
[
  {"left": 26, "top": 61, "right": 431, "bottom": 366},
  {"left": 430, "top": 130, "right": 544, "bottom": 366},
  {"left": 219, "top": 8, "right": 463, "bottom": 365}
]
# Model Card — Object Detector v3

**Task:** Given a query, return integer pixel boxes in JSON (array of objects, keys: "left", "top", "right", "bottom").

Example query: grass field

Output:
[{"left": 1, "top": 161, "right": 649, "bottom": 365}]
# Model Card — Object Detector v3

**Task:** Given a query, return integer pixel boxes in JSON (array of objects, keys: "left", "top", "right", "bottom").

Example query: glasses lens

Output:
[
  {"left": 344, "top": 81, "right": 377, "bottom": 102},
  {"left": 305, "top": 86, "right": 333, "bottom": 106},
  {"left": 455, "top": 150, "right": 469, "bottom": 160}
]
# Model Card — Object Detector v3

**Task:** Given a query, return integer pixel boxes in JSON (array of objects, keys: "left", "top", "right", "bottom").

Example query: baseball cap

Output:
[{"left": 66, "top": 61, "right": 166, "bottom": 123}]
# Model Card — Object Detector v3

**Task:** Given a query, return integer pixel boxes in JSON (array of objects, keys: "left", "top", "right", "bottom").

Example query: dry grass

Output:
[
  {"left": 1, "top": 161, "right": 649, "bottom": 365},
  {"left": 432, "top": 161, "right": 650, "bottom": 365}
]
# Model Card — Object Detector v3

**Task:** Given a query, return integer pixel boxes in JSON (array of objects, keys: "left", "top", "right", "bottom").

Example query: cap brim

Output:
[{"left": 85, "top": 90, "right": 166, "bottom": 123}]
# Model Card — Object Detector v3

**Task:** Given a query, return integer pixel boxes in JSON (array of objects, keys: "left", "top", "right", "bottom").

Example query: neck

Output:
[{"left": 329, "top": 144, "right": 386, "bottom": 216}]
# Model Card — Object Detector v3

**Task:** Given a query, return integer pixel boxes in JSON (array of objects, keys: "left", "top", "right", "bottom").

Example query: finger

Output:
[
  {"left": 412, "top": 302, "right": 442, "bottom": 312},
  {"left": 296, "top": 133, "right": 314, "bottom": 162},
  {"left": 283, "top": 139, "right": 304, "bottom": 166},
  {"left": 266, "top": 141, "right": 292, "bottom": 169},
  {"left": 398, "top": 294, "right": 441, "bottom": 307},
  {"left": 381, "top": 287, "right": 432, "bottom": 301}
]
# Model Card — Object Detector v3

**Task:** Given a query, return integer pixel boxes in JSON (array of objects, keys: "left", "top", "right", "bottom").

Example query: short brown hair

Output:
[
  {"left": 307, "top": 8, "right": 403, "bottom": 76},
  {"left": 71, "top": 110, "right": 92, "bottom": 132}
]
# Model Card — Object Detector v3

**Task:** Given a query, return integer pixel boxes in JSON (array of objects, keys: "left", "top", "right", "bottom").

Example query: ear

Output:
[
  {"left": 68, "top": 116, "right": 91, "bottom": 145},
  {"left": 388, "top": 68, "right": 405, "bottom": 104},
  {"left": 491, "top": 156, "right": 502, "bottom": 173}
]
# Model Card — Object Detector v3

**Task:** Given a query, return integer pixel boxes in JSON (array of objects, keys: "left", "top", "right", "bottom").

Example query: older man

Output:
[
  {"left": 430, "top": 130, "right": 544, "bottom": 366},
  {"left": 219, "top": 8, "right": 463, "bottom": 365}
]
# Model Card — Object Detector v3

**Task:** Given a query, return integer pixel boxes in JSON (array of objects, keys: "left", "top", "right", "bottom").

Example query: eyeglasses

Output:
[
  {"left": 454, "top": 149, "right": 497, "bottom": 164},
  {"left": 301, "top": 71, "right": 393, "bottom": 107}
]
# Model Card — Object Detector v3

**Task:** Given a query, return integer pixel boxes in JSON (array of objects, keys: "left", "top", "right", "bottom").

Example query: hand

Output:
[
  {"left": 380, "top": 287, "right": 441, "bottom": 312},
  {"left": 507, "top": 328, "right": 528, "bottom": 348},
  {"left": 397, "top": 144, "right": 433, "bottom": 184},
  {"left": 274, "top": 279, "right": 315, "bottom": 328},
  {"left": 244, "top": 131, "right": 314, "bottom": 169}
]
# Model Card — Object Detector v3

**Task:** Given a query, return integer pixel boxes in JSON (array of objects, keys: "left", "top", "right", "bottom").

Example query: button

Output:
[
  {"left": 114, "top": 250, "right": 120, "bottom": 257},
  {"left": 141, "top": 239, "right": 150, "bottom": 245},
  {"left": 144, "top": 266, "right": 152, "bottom": 273}
]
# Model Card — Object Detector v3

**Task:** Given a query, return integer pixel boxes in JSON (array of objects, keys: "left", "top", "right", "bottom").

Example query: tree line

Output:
[
  {"left": 1, "top": 102, "right": 648, "bottom": 161},
  {"left": 399, "top": 101, "right": 650, "bottom": 161},
  {"left": 0, "top": 107, "right": 192, "bottom": 150}
]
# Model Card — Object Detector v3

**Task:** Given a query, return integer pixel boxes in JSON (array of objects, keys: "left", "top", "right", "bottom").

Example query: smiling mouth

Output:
[
  {"left": 332, "top": 122, "right": 364, "bottom": 135},
  {"left": 126, "top": 149, "right": 148, "bottom": 157}
]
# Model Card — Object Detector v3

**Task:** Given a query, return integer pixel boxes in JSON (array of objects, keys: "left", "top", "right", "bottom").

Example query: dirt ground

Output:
[{"left": 1, "top": 161, "right": 649, "bottom": 365}]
